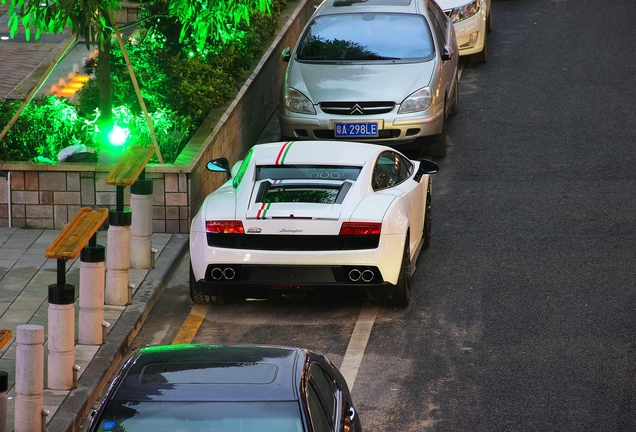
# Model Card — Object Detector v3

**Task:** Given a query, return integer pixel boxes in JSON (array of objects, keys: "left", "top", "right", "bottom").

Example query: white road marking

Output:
[{"left": 339, "top": 303, "right": 379, "bottom": 392}]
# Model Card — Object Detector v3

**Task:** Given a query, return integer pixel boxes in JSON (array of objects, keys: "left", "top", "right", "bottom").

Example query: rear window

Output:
[
  {"left": 141, "top": 362, "right": 278, "bottom": 384},
  {"left": 94, "top": 401, "right": 303, "bottom": 432},
  {"left": 256, "top": 165, "right": 361, "bottom": 181},
  {"left": 296, "top": 13, "right": 434, "bottom": 62}
]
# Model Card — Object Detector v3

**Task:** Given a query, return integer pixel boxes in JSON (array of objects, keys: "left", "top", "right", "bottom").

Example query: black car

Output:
[{"left": 88, "top": 344, "right": 363, "bottom": 432}]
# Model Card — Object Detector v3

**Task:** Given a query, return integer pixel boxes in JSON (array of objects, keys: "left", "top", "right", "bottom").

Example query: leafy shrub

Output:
[
  {"left": 0, "top": 0, "right": 288, "bottom": 164},
  {"left": 0, "top": 96, "right": 86, "bottom": 162}
]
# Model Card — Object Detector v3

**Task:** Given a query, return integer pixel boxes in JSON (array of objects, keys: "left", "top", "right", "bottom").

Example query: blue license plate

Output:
[{"left": 334, "top": 122, "right": 379, "bottom": 137}]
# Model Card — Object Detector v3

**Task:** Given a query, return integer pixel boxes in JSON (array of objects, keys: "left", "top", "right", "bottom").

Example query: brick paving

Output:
[{"left": 0, "top": 9, "right": 72, "bottom": 99}]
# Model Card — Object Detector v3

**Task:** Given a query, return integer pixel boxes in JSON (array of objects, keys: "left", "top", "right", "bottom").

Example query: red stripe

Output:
[
  {"left": 275, "top": 141, "right": 292, "bottom": 165},
  {"left": 256, "top": 202, "right": 267, "bottom": 219}
]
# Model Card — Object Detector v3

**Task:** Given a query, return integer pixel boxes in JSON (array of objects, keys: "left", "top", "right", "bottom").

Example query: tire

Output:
[
  {"left": 487, "top": 9, "right": 493, "bottom": 33},
  {"left": 190, "top": 264, "right": 223, "bottom": 304},
  {"left": 449, "top": 75, "right": 459, "bottom": 116},
  {"left": 391, "top": 233, "right": 412, "bottom": 307},
  {"left": 470, "top": 31, "right": 488, "bottom": 63},
  {"left": 428, "top": 106, "right": 447, "bottom": 159},
  {"left": 422, "top": 183, "right": 432, "bottom": 248}
]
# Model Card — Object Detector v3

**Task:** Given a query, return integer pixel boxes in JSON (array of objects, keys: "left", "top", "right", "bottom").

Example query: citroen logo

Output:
[{"left": 349, "top": 103, "right": 365, "bottom": 115}]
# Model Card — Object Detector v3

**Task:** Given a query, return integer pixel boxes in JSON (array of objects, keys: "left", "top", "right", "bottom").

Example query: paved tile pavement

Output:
[
  {"left": 0, "top": 10, "right": 73, "bottom": 100},
  {"left": 0, "top": 227, "right": 188, "bottom": 431}
]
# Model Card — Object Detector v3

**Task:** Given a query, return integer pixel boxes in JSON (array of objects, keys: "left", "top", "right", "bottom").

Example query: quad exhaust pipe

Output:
[
  {"left": 348, "top": 269, "right": 375, "bottom": 283},
  {"left": 211, "top": 267, "right": 236, "bottom": 280}
]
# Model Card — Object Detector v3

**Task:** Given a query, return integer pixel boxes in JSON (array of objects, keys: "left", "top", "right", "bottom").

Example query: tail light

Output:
[
  {"left": 206, "top": 220, "right": 245, "bottom": 234},
  {"left": 339, "top": 222, "right": 381, "bottom": 235}
]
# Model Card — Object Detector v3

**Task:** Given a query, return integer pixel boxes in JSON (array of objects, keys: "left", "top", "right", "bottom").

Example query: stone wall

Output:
[{"left": 0, "top": 0, "right": 313, "bottom": 233}]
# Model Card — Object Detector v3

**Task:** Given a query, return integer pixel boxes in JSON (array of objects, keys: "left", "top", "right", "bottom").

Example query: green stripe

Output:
[
  {"left": 279, "top": 141, "right": 294, "bottom": 165},
  {"left": 261, "top": 202, "right": 272, "bottom": 219}
]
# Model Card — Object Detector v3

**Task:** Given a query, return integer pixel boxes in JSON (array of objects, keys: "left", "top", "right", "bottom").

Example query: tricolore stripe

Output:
[{"left": 275, "top": 141, "right": 294, "bottom": 165}]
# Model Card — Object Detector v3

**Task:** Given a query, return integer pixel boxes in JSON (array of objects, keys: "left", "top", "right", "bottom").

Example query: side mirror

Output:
[
  {"left": 441, "top": 46, "right": 454, "bottom": 62},
  {"left": 414, "top": 159, "right": 439, "bottom": 182},
  {"left": 206, "top": 157, "right": 232, "bottom": 181},
  {"left": 282, "top": 47, "right": 291, "bottom": 63}
]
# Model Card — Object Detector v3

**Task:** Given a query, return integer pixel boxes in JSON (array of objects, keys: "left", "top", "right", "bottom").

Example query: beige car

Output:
[{"left": 279, "top": 0, "right": 459, "bottom": 158}]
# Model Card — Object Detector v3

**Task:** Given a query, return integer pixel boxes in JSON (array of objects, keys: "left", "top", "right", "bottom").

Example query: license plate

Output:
[{"left": 334, "top": 122, "right": 379, "bottom": 137}]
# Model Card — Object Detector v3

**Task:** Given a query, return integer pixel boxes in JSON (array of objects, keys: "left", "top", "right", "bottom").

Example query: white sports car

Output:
[{"left": 189, "top": 141, "right": 439, "bottom": 307}]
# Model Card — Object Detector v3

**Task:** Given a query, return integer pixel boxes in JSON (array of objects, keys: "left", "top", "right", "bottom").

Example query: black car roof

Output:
[{"left": 110, "top": 344, "right": 306, "bottom": 402}]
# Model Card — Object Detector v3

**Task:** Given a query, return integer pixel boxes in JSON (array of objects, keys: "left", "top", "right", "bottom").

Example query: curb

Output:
[{"left": 46, "top": 233, "right": 189, "bottom": 432}]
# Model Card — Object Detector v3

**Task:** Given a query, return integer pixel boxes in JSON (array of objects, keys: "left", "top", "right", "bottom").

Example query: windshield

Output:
[
  {"left": 94, "top": 400, "right": 304, "bottom": 432},
  {"left": 296, "top": 13, "right": 434, "bottom": 62}
]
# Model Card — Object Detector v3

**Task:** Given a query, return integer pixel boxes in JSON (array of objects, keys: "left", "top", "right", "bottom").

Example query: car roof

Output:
[
  {"left": 110, "top": 344, "right": 307, "bottom": 402},
  {"left": 317, "top": 0, "right": 425, "bottom": 15},
  {"left": 252, "top": 141, "right": 388, "bottom": 166}
]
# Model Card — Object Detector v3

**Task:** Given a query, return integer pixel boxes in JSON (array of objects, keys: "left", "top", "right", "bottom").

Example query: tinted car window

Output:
[
  {"left": 308, "top": 385, "right": 332, "bottom": 432},
  {"left": 306, "top": 363, "right": 338, "bottom": 431},
  {"left": 372, "top": 151, "right": 414, "bottom": 190},
  {"left": 428, "top": 1, "right": 449, "bottom": 46},
  {"left": 296, "top": 13, "right": 435, "bottom": 62},
  {"left": 94, "top": 400, "right": 303, "bottom": 431}
]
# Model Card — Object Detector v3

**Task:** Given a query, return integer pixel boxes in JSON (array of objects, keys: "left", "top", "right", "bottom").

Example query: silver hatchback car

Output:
[{"left": 279, "top": 0, "right": 459, "bottom": 158}]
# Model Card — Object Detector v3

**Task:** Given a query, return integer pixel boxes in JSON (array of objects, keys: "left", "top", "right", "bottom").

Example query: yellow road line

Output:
[{"left": 172, "top": 304, "right": 210, "bottom": 344}]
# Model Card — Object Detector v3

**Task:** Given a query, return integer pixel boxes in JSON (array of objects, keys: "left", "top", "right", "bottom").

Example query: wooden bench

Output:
[
  {"left": 45, "top": 207, "right": 109, "bottom": 260},
  {"left": 0, "top": 329, "right": 12, "bottom": 350},
  {"left": 105, "top": 144, "right": 155, "bottom": 187}
]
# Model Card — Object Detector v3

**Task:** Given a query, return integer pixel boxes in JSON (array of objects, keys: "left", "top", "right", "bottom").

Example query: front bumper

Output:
[
  {"left": 450, "top": 11, "right": 487, "bottom": 56},
  {"left": 278, "top": 106, "right": 445, "bottom": 149}
]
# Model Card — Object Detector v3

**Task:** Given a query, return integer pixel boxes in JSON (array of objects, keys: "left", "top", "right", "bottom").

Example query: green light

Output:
[
  {"left": 188, "top": 51, "right": 196, "bottom": 58},
  {"left": 107, "top": 125, "right": 129, "bottom": 146}
]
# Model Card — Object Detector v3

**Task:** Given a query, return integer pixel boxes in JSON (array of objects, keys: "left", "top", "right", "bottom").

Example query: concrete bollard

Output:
[
  {"left": 0, "top": 371, "right": 7, "bottom": 432},
  {"left": 48, "top": 283, "right": 75, "bottom": 390},
  {"left": 79, "top": 243, "right": 106, "bottom": 345},
  {"left": 15, "top": 324, "right": 44, "bottom": 432},
  {"left": 105, "top": 224, "right": 131, "bottom": 306},
  {"left": 130, "top": 177, "right": 153, "bottom": 269}
]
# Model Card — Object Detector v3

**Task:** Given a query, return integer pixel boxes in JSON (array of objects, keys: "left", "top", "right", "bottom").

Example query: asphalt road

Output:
[{"left": 103, "top": 0, "right": 636, "bottom": 431}]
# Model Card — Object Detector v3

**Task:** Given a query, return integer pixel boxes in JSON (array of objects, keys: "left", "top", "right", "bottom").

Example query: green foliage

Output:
[
  {"left": 0, "top": 96, "right": 85, "bottom": 161},
  {"left": 1, "top": 0, "right": 121, "bottom": 48},
  {"left": 166, "top": 0, "right": 272, "bottom": 53},
  {"left": 0, "top": 0, "right": 288, "bottom": 164}
]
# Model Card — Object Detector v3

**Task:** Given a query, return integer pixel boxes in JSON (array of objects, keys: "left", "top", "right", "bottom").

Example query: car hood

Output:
[{"left": 287, "top": 61, "right": 435, "bottom": 103}]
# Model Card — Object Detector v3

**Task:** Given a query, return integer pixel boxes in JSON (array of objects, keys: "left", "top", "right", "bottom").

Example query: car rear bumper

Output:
[
  {"left": 190, "top": 231, "right": 405, "bottom": 287},
  {"left": 194, "top": 265, "right": 396, "bottom": 300}
]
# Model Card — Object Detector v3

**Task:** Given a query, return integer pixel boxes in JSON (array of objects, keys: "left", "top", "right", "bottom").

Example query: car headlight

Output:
[
  {"left": 398, "top": 88, "right": 432, "bottom": 114},
  {"left": 449, "top": 0, "right": 480, "bottom": 23},
  {"left": 284, "top": 88, "right": 316, "bottom": 114}
]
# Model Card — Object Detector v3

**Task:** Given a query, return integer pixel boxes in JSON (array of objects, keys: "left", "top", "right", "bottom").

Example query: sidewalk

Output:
[
  {"left": 0, "top": 226, "right": 189, "bottom": 432},
  {"left": 0, "top": 6, "right": 76, "bottom": 100}
]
